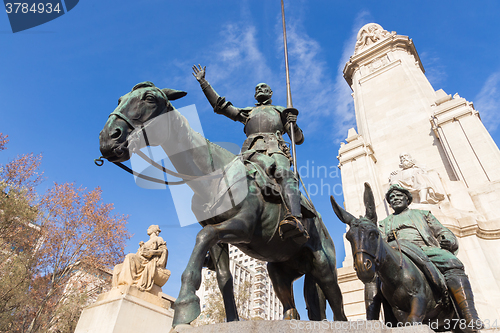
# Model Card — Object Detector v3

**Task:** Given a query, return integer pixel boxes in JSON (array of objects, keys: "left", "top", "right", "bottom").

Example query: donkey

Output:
[{"left": 330, "top": 183, "right": 470, "bottom": 332}]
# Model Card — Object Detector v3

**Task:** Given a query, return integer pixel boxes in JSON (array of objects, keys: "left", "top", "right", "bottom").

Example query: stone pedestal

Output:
[
  {"left": 172, "top": 321, "right": 435, "bottom": 333},
  {"left": 74, "top": 285, "right": 175, "bottom": 333}
]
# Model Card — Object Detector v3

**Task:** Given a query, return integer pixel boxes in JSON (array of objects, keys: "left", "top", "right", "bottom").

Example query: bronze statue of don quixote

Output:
[{"left": 96, "top": 1, "right": 483, "bottom": 332}]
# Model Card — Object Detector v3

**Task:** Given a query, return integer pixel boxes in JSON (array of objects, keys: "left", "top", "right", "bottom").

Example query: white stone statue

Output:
[
  {"left": 112, "top": 224, "right": 171, "bottom": 292},
  {"left": 354, "top": 23, "right": 391, "bottom": 55},
  {"left": 389, "top": 153, "right": 445, "bottom": 204}
]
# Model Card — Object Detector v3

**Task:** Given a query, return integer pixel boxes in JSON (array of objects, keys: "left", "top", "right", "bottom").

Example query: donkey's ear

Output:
[
  {"left": 330, "top": 195, "right": 356, "bottom": 226},
  {"left": 162, "top": 88, "right": 187, "bottom": 101},
  {"left": 363, "top": 182, "right": 377, "bottom": 224}
]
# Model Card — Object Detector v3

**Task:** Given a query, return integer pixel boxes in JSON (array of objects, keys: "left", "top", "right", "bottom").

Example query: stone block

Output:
[
  {"left": 172, "top": 320, "right": 435, "bottom": 333},
  {"left": 74, "top": 286, "right": 174, "bottom": 333}
]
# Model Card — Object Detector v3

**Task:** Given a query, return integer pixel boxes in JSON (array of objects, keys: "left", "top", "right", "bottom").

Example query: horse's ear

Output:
[
  {"left": 363, "top": 182, "right": 377, "bottom": 224},
  {"left": 330, "top": 195, "right": 356, "bottom": 226},
  {"left": 162, "top": 88, "right": 187, "bottom": 101}
]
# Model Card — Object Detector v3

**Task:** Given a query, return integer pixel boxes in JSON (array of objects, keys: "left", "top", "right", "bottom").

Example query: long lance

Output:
[{"left": 281, "top": 0, "right": 299, "bottom": 177}]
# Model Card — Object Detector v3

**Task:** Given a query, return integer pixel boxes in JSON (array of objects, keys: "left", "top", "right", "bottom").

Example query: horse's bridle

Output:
[
  {"left": 351, "top": 230, "right": 381, "bottom": 268},
  {"left": 109, "top": 109, "right": 137, "bottom": 131},
  {"left": 96, "top": 107, "right": 224, "bottom": 185}
]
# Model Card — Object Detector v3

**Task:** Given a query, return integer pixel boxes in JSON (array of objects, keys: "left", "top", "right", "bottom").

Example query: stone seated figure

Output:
[
  {"left": 112, "top": 224, "right": 171, "bottom": 293},
  {"left": 389, "top": 152, "right": 445, "bottom": 204}
]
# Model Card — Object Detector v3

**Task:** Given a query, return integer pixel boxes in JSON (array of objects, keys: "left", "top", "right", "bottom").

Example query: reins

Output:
[
  {"left": 96, "top": 107, "right": 225, "bottom": 185},
  {"left": 94, "top": 145, "right": 222, "bottom": 186},
  {"left": 392, "top": 230, "right": 404, "bottom": 268},
  {"left": 94, "top": 153, "right": 187, "bottom": 185}
]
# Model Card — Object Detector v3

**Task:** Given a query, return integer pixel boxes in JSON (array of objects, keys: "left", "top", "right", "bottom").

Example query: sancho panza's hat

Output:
[{"left": 385, "top": 184, "right": 413, "bottom": 205}]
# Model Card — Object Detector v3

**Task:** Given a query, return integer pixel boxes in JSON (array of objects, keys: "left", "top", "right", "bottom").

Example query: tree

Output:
[
  {"left": 0, "top": 133, "right": 131, "bottom": 333},
  {"left": 193, "top": 269, "right": 252, "bottom": 326},
  {"left": 0, "top": 133, "right": 43, "bottom": 332}
]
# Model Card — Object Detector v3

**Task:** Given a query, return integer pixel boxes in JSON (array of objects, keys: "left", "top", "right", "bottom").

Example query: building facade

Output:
[
  {"left": 197, "top": 244, "right": 283, "bottom": 321},
  {"left": 337, "top": 23, "right": 500, "bottom": 321}
]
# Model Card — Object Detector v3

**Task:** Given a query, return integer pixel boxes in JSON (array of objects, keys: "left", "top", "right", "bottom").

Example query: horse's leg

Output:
[
  {"left": 381, "top": 296, "right": 398, "bottom": 326},
  {"left": 365, "top": 279, "right": 381, "bottom": 320},
  {"left": 209, "top": 243, "right": 239, "bottom": 322},
  {"left": 407, "top": 296, "right": 426, "bottom": 323},
  {"left": 173, "top": 204, "right": 258, "bottom": 327},
  {"left": 304, "top": 273, "right": 326, "bottom": 321},
  {"left": 267, "top": 261, "right": 302, "bottom": 320},
  {"left": 309, "top": 228, "right": 348, "bottom": 321}
]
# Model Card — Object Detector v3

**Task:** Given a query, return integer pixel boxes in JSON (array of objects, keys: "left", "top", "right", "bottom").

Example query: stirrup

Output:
[{"left": 279, "top": 215, "right": 309, "bottom": 244}]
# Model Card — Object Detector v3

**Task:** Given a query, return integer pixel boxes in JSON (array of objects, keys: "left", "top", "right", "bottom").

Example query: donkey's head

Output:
[
  {"left": 99, "top": 81, "right": 186, "bottom": 162},
  {"left": 330, "top": 183, "right": 381, "bottom": 283}
]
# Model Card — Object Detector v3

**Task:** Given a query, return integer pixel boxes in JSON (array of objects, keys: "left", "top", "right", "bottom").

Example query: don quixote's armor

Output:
[{"left": 195, "top": 70, "right": 308, "bottom": 242}]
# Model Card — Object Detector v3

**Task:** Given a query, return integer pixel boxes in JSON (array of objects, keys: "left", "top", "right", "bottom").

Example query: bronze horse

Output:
[
  {"left": 99, "top": 82, "right": 347, "bottom": 327},
  {"left": 330, "top": 183, "right": 467, "bottom": 332}
]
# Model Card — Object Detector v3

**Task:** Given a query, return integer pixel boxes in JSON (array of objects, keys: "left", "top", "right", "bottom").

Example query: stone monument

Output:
[
  {"left": 337, "top": 23, "right": 500, "bottom": 323},
  {"left": 74, "top": 225, "right": 175, "bottom": 333}
]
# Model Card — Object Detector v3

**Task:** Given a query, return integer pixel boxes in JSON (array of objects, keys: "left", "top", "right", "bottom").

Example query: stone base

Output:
[
  {"left": 171, "top": 321, "right": 435, "bottom": 333},
  {"left": 74, "top": 285, "right": 175, "bottom": 333}
]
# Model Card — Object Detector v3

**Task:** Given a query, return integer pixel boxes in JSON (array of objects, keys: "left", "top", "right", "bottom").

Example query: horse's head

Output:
[
  {"left": 99, "top": 81, "right": 187, "bottom": 162},
  {"left": 330, "top": 183, "right": 380, "bottom": 283}
]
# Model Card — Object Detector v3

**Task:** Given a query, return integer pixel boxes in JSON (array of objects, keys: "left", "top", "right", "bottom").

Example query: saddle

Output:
[
  {"left": 246, "top": 160, "right": 316, "bottom": 219},
  {"left": 191, "top": 156, "right": 315, "bottom": 222},
  {"left": 389, "top": 239, "right": 449, "bottom": 307}
]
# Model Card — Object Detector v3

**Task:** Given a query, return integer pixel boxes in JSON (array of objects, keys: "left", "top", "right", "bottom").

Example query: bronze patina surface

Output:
[
  {"left": 99, "top": 80, "right": 347, "bottom": 328},
  {"left": 330, "top": 183, "right": 483, "bottom": 332}
]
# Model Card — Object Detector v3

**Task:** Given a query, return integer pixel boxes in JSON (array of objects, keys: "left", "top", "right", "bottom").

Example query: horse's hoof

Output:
[
  {"left": 172, "top": 294, "right": 201, "bottom": 327},
  {"left": 283, "top": 308, "right": 300, "bottom": 320},
  {"left": 170, "top": 324, "right": 193, "bottom": 333}
]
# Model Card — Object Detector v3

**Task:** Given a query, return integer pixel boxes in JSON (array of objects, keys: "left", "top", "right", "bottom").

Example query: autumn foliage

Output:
[{"left": 0, "top": 133, "right": 131, "bottom": 332}]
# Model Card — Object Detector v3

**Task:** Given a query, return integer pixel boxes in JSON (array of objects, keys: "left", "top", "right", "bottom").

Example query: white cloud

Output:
[
  {"left": 475, "top": 71, "right": 500, "bottom": 132},
  {"left": 419, "top": 51, "right": 447, "bottom": 88},
  {"left": 207, "top": 24, "right": 275, "bottom": 105},
  {"left": 273, "top": 12, "right": 374, "bottom": 142},
  {"left": 169, "top": 10, "right": 373, "bottom": 144},
  {"left": 329, "top": 11, "right": 372, "bottom": 141},
  {"left": 284, "top": 24, "right": 335, "bottom": 131}
]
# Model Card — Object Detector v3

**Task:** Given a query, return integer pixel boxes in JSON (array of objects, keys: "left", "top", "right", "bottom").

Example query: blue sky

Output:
[{"left": 2, "top": 0, "right": 500, "bottom": 320}]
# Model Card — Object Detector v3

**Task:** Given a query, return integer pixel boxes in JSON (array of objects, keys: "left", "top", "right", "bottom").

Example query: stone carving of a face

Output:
[
  {"left": 399, "top": 152, "right": 415, "bottom": 169},
  {"left": 147, "top": 224, "right": 161, "bottom": 236}
]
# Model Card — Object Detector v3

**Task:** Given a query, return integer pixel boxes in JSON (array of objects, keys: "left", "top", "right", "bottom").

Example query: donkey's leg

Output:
[
  {"left": 267, "top": 261, "right": 302, "bottom": 320},
  {"left": 310, "top": 231, "right": 348, "bottom": 321},
  {"left": 209, "top": 243, "right": 239, "bottom": 322},
  {"left": 304, "top": 273, "right": 326, "bottom": 321},
  {"left": 173, "top": 204, "right": 259, "bottom": 327}
]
